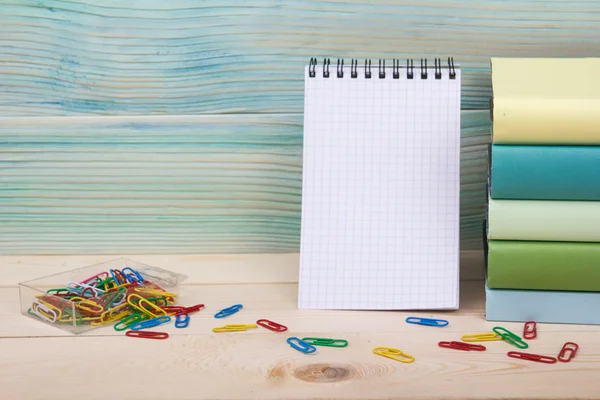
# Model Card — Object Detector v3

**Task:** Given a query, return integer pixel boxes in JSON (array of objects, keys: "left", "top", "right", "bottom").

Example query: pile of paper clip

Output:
[
  {"left": 28, "top": 267, "right": 203, "bottom": 338},
  {"left": 28, "top": 280, "right": 581, "bottom": 363},
  {"left": 210, "top": 303, "right": 349, "bottom": 355},
  {"left": 280, "top": 316, "right": 579, "bottom": 364},
  {"left": 381, "top": 316, "right": 579, "bottom": 364}
]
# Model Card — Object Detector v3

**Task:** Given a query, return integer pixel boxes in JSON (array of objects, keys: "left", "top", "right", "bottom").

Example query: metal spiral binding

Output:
[{"left": 308, "top": 57, "right": 457, "bottom": 79}]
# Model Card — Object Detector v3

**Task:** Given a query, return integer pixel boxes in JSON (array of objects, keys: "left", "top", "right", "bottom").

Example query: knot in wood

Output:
[{"left": 293, "top": 363, "right": 356, "bottom": 383}]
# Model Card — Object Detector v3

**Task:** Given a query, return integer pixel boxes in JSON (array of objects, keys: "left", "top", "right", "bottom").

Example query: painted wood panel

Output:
[
  {"left": 0, "top": 111, "right": 489, "bottom": 255},
  {"left": 1, "top": 0, "right": 600, "bottom": 115}
]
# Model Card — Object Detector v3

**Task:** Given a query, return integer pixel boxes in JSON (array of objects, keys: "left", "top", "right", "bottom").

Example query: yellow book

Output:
[{"left": 491, "top": 58, "right": 600, "bottom": 144}]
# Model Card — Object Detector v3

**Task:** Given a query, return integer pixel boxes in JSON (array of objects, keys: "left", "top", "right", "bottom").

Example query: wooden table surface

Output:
[{"left": 1, "top": 253, "right": 599, "bottom": 400}]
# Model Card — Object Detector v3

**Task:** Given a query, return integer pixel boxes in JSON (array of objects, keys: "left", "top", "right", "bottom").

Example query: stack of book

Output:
[{"left": 485, "top": 57, "right": 600, "bottom": 325}]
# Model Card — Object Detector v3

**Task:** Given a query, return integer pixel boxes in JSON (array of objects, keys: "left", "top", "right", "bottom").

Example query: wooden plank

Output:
[
  {"left": 0, "top": 112, "right": 490, "bottom": 255},
  {"left": 1, "top": 279, "right": 599, "bottom": 399},
  {"left": 0, "top": 251, "right": 485, "bottom": 288},
  {"left": 3, "top": 281, "right": 486, "bottom": 337},
  {"left": 6, "top": 280, "right": 600, "bottom": 338},
  {"left": 2, "top": 332, "right": 598, "bottom": 400},
  {"left": 2, "top": 0, "right": 600, "bottom": 114}
]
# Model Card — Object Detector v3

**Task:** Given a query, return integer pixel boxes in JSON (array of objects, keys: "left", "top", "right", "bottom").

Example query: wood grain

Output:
[
  {"left": 1, "top": 331, "right": 599, "bottom": 400},
  {"left": 0, "top": 112, "right": 490, "bottom": 255},
  {"left": 0, "top": 251, "right": 485, "bottom": 288},
  {"left": 1, "top": 0, "right": 600, "bottom": 115},
  {"left": 1, "top": 253, "right": 599, "bottom": 399}
]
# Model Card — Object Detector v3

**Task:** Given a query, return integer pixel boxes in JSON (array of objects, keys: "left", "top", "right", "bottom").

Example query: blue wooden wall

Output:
[{"left": 1, "top": 0, "right": 599, "bottom": 255}]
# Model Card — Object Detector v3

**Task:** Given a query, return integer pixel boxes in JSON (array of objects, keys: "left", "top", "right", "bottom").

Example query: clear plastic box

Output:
[{"left": 18, "top": 258, "right": 187, "bottom": 334}]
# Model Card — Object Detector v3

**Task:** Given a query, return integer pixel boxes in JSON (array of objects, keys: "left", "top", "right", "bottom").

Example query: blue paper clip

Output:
[
  {"left": 175, "top": 314, "right": 190, "bottom": 329},
  {"left": 287, "top": 337, "right": 316, "bottom": 354},
  {"left": 405, "top": 316, "right": 449, "bottom": 327},
  {"left": 130, "top": 315, "right": 171, "bottom": 330},
  {"left": 214, "top": 304, "right": 243, "bottom": 318},
  {"left": 122, "top": 267, "right": 144, "bottom": 283}
]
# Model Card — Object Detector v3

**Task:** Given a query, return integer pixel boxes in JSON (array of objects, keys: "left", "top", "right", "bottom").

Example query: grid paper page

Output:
[{"left": 298, "top": 62, "right": 461, "bottom": 310}]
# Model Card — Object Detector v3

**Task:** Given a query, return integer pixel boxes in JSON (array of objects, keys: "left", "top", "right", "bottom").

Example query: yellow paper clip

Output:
[
  {"left": 91, "top": 303, "right": 131, "bottom": 326},
  {"left": 134, "top": 287, "right": 177, "bottom": 298},
  {"left": 127, "top": 294, "right": 167, "bottom": 318},
  {"left": 373, "top": 347, "right": 415, "bottom": 363},
  {"left": 212, "top": 324, "right": 257, "bottom": 333},
  {"left": 461, "top": 332, "right": 503, "bottom": 342},
  {"left": 35, "top": 299, "right": 63, "bottom": 320},
  {"left": 106, "top": 282, "right": 130, "bottom": 292}
]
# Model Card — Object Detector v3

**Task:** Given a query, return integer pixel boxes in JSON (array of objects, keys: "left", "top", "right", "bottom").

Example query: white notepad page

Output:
[{"left": 298, "top": 60, "right": 461, "bottom": 310}]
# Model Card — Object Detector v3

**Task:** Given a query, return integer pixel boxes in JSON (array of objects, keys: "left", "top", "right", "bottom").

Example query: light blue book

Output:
[{"left": 486, "top": 284, "right": 600, "bottom": 325}]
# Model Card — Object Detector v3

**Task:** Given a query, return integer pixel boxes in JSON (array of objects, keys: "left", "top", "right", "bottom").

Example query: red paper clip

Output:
[
  {"left": 558, "top": 342, "right": 579, "bottom": 363},
  {"left": 184, "top": 304, "right": 205, "bottom": 314},
  {"left": 126, "top": 331, "right": 169, "bottom": 340},
  {"left": 162, "top": 306, "right": 187, "bottom": 316},
  {"left": 256, "top": 319, "right": 288, "bottom": 332},
  {"left": 523, "top": 321, "right": 537, "bottom": 340},
  {"left": 438, "top": 341, "right": 486, "bottom": 351},
  {"left": 507, "top": 351, "right": 556, "bottom": 364}
]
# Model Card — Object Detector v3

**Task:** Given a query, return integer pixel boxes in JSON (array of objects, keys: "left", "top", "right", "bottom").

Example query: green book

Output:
[{"left": 487, "top": 240, "right": 600, "bottom": 291}]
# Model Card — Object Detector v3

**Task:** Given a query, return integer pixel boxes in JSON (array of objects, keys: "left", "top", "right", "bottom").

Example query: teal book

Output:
[{"left": 490, "top": 145, "right": 600, "bottom": 200}]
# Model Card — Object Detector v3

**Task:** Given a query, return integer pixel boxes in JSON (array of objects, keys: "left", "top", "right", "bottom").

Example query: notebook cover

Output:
[
  {"left": 488, "top": 198, "right": 600, "bottom": 242},
  {"left": 487, "top": 240, "right": 600, "bottom": 291},
  {"left": 490, "top": 145, "right": 600, "bottom": 200},
  {"left": 485, "top": 284, "right": 600, "bottom": 325},
  {"left": 491, "top": 57, "right": 600, "bottom": 145}
]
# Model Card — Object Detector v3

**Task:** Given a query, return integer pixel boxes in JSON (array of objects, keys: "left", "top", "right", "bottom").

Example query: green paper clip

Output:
[
  {"left": 493, "top": 326, "right": 528, "bottom": 349},
  {"left": 301, "top": 337, "right": 348, "bottom": 348},
  {"left": 114, "top": 313, "right": 144, "bottom": 332}
]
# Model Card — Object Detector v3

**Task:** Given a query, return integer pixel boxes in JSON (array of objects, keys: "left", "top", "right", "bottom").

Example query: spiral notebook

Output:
[{"left": 298, "top": 58, "right": 461, "bottom": 310}]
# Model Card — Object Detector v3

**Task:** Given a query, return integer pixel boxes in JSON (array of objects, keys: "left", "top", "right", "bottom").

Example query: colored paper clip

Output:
[
  {"left": 145, "top": 296, "right": 169, "bottom": 307},
  {"left": 302, "top": 337, "right": 348, "bottom": 348},
  {"left": 110, "top": 269, "right": 127, "bottom": 285},
  {"left": 80, "top": 272, "right": 109, "bottom": 286},
  {"left": 99, "top": 288, "right": 127, "bottom": 309},
  {"left": 558, "top": 342, "right": 579, "bottom": 363},
  {"left": 461, "top": 332, "right": 502, "bottom": 342},
  {"left": 74, "top": 299, "right": 104, "bottom": 314},
  {"left": 31, "top": 300, "right": 59, "bottom": 323},
  {"left": 114, "top": 313, "right": 144, "bottom": 331},
  {"left": 287, "top": 337, "right": 317, "bottom": 354},
  {"left": 212, "top": 324, "right": 257, "bottom": 333},
  {"left": 134, "top": 287, "right": 177, "bottom": 298},
  {"left": 373, "top": 347, "right": 415, "bottom": 363},
  {"left": 126, "top": 331, "right": 169, "bottom": 340},
  {"left": 129, "top": 315, "right": 171, "bottom": 331},
  {"left": 214, "top": 304, "right": 243, "bottom": 318},
  {"left": 405, "top": 316, "right": 448, "bottom": 327},
  {"left": 122, "top": 267, "right": 144, "bottom": 283},
  {"left": 175, "top": 314, "right": 190, "bottom": 329},
  {"left": 184, "top": 304, "right": 205, "bottom": 313},
  {"left": 256, "top": 319, "right": 288, "bottom": 332},
  {"left": 127, "top": 294, "right": 167, "bottom": 318},
  {"left": 163, "top": 306, "right": 188, "bottom": 316},
  {"left": 507, "top": 351, "right": 557, "bottom": 364},
  {"left": 523, "top": 321, "right": 537, "bottom": 340},
  {"left": 438, "top": 341, "right": 486, "bottom": 351},
  {"left": 493, "top": 326, "right": 529, "bottom": 349},
  {"left": 46, "top": 288, "right": 70, "bottom": 295}
]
